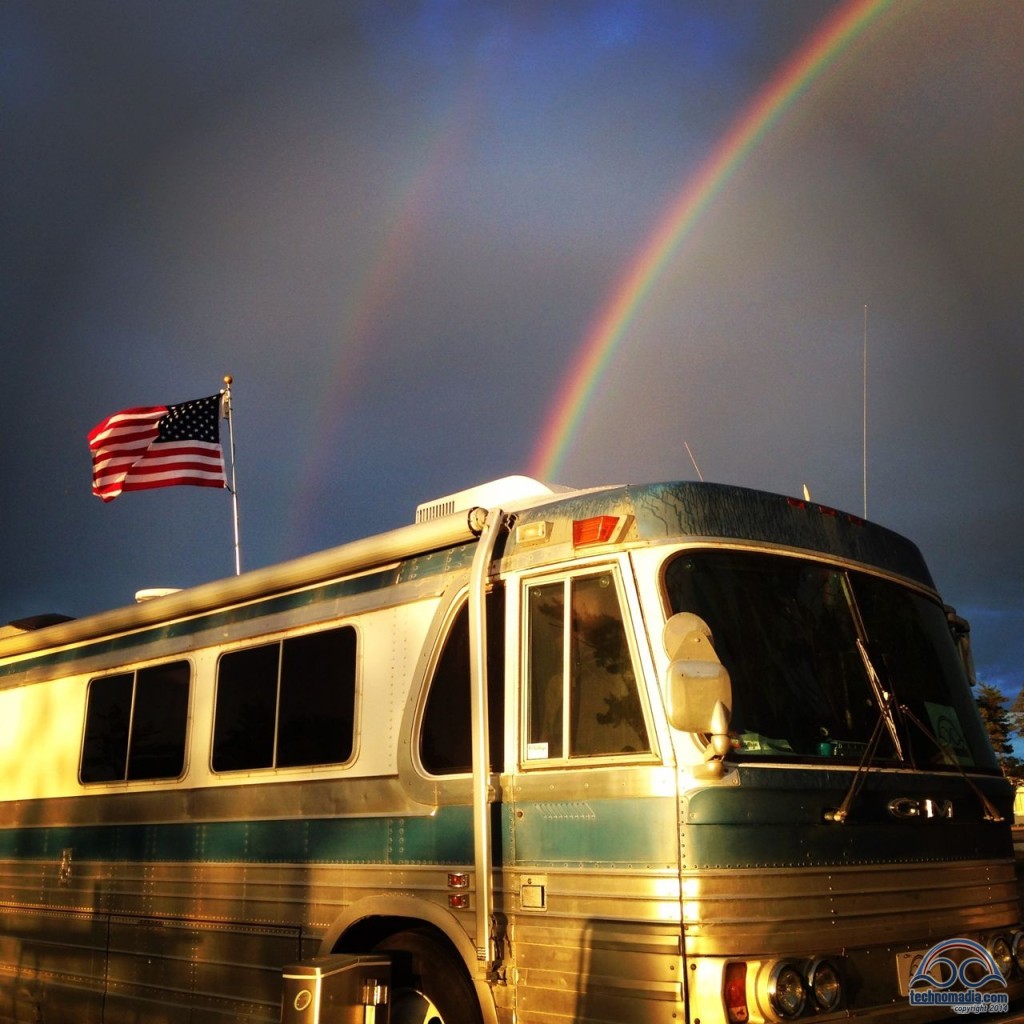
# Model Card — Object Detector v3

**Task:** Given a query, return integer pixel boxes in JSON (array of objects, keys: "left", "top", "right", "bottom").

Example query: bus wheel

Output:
[{"left": 372, "top": 929, "right": 482, "bottom": 1024}]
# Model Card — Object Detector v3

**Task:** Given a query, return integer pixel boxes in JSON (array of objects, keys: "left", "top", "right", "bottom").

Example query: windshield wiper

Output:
[
  {"left": 827, "top": 640, "right": 1004, "bottom": 824},
  {"left": 856, "top": 637, "right": 904, "bottom": 760},
  {"left": 825, "top": 639, "right": 902, "bottom": 824}
]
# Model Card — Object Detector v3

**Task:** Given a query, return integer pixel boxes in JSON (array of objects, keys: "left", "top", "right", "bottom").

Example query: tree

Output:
[
  {"left": 976, "top": 683, "right": 1024, "bottom": 781},
  {"left": 1009, "top": 684, "right": 1024, "bottom": 740},
  {"left": 977, "top": 684, "right": 1014, "bottom": 754}
]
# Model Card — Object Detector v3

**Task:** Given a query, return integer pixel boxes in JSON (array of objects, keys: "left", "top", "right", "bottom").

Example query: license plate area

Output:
[{"left": 895, "top": 949, "right": 929, "bottom": 997}]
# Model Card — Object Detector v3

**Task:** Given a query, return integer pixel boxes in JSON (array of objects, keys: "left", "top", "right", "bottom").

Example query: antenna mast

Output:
[
  {"left": 862, "top": 305, "right": 868, "bottom": 520},
  {"left": 685, "top": 441, "right": 704, "bottom": 482}
]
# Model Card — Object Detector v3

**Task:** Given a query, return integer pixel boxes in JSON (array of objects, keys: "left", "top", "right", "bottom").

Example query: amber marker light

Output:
[{"left": 572, "top": 515, "right": 621, "bottom": 546}]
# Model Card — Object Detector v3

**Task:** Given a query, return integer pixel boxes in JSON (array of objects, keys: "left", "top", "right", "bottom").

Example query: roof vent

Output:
[
  {"left": 135, "top": 588, "right": 181, "bottom": 603},
  {"left": 415, "top": 475, "right": 560, "bottom": 524},
  {"left": 0, "top": 612, "right": 75, "bottom": 637}
]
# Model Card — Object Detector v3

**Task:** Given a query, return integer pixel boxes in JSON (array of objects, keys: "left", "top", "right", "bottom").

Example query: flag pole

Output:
[{"left": 222, "top": 375, "right": 242, "bottom": 575}]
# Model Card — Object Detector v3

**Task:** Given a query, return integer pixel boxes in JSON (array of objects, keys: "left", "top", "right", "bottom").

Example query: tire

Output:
[{"left": 372, "top": 929, "right": 483, "bottom": 1024}]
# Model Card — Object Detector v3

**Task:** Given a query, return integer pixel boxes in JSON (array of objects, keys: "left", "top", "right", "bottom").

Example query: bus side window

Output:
[
  {"left": 526, "top": 570, "right": 650, "bottom": 761},
  {"left": 213, "top": 643, "right": 278, "bottom": 771},
  {"left": 278, "top": 627, "right": 357, "bottom": 768},
  {"left": 212, "top": 625, "right": 357, "bottom": 772},
  {"left": 81, "top": 660, "right": 190, "bottom": 783},
  {"left": 420, "top": 589, "right": 505, "bottom": 776}
]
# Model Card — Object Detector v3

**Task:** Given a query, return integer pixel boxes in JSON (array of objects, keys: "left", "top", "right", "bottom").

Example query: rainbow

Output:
[
  {"left": 284, "top": 86, "right": 481, "bottom": 552},
  {"left": 529, "top": 0, "right": 897, "bottom": 482}
]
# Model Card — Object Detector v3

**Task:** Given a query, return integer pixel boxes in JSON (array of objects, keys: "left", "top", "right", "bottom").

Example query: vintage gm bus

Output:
[{"left": 1, "top": 476, "right": 1021, "bottom": 1023}]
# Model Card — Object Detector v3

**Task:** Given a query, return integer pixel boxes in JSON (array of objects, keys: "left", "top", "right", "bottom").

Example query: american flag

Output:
[{"left": 88, "top": 394, "right": 227, "bottom": 502}]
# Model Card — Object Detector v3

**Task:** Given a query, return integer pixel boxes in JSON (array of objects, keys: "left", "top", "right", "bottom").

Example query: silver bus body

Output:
[{"left": 0, "top": 477, "right": 1019, "bottom": 1023}]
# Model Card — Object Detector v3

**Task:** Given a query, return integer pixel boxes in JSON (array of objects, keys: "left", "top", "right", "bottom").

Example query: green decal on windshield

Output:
[{"left": 924, "top": 702, "right": 973, "bottom": 766}]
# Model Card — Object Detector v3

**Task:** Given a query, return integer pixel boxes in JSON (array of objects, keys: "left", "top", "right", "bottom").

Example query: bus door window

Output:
[{"left": 525, "top": 569, "right": 651, "bottom": 762}]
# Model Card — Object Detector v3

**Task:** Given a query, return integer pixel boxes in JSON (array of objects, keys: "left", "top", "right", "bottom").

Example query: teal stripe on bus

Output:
[
  {"left": 681, "top": 769, "right": 1014, "bottom": 869},
  {"left": 0, "top": 797, "right": 679, "bottom": 868},
  {"left": 507, "top": 796, "right": 679, "bottom": 868},
  {"left": 0, "top": 808, "right": 474, "bottom": 865}
]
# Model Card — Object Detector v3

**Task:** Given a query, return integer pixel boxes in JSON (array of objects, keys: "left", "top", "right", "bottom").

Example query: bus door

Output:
[{"left": 507, "top": 560, "right": 683, "bottom": 1023}]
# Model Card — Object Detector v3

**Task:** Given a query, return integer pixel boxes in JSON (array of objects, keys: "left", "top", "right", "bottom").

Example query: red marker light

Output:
[{"left": 724, "top": 961, "right": 749, "bottom": 1022}]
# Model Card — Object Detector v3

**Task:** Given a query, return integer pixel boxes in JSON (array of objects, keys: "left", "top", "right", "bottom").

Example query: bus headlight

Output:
[
  {"left": 1012, "top": 931, "right": 1024, "bottom": 975},
  {"left": 987, "top": 934, "right": 1013, "bottom": 980},
  {"left": 768, "top": 960, "right": 807, "bottom": 1019},
  {"left": 807, "top": 958, "right": 843, "bottom": 1011}
]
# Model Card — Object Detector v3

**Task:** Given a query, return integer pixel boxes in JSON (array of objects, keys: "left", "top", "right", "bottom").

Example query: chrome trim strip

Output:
[
  {"left": 470, "top": 508, "right": 504, "bottom": 962},
  {"left": 0, "top": 510, "right": 480, "bottom": 665},
  {"left": 0, "top": 775, "right": 435, "bottom": 829}
]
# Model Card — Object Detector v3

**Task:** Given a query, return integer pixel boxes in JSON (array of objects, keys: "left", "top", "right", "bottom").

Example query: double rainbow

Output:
[{"left": 529, "top": 0, "right": 897, "bottom": 482}]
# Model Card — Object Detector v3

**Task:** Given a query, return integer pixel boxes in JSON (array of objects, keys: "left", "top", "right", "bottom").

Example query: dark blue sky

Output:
[{"left": 2, "top": 1, "right": 1021, "bottom": 698}]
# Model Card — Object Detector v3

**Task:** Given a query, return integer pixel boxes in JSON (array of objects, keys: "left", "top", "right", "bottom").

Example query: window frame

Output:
[
  {"left": 79, "top": 658, "right": 192, "bottom": 785},
  {"left": 658, "top": 543, "right": 997, "bottom": 772},
  {"left": 417, "top": 585, "right": 506, "bottom": 778},
  {"left": 211, "top": 623, "right": 359, "bottom": 774},
  {"left": 519, "top": 562, "right": 657, "bottom": 769}
]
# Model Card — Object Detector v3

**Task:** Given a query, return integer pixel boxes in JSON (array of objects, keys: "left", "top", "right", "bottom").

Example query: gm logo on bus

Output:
[{"left": 887, "top": 797, "right": 953, "bottom": 820}]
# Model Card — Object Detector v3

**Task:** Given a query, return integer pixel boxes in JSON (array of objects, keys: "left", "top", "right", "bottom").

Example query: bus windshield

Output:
[{"left": 663, "top": 550, "right": 997, "bottom": 771}]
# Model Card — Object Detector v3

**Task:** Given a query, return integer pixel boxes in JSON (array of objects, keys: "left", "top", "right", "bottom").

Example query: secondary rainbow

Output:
[
  {"left": 530, "top": 0, "right": 896, "bottom": 482},
  {"left": 284, "top": 85, "right": 481, "bottom": 553}
]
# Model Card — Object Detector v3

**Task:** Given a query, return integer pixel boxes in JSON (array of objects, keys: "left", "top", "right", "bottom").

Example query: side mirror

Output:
[
  {"left": 663, "top": 614, "right": 732, "bottom": 769},
  {"left": 945, "top": 605, "right": 977, "bottom": 687}
]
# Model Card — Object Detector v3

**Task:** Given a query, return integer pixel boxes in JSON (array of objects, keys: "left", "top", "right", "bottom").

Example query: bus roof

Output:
[
  {"left": 507, "top": 480, "right": 935, "bottom": 590},
  {"left": 0, "top": 478, "right": 933, "bottom": 662}
]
